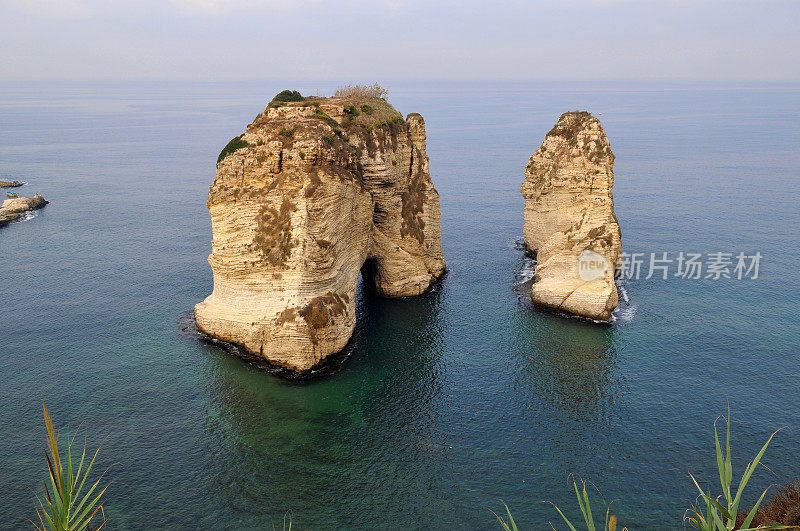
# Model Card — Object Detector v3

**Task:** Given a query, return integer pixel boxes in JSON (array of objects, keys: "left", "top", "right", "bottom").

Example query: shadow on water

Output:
[{"left": 177, "top": 273, "right": 455, "bottom": 526}]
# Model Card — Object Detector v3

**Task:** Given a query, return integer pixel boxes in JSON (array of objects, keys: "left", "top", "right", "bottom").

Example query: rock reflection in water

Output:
[{"left": 195, "top": 278, "right": 451, "bottom": 527}]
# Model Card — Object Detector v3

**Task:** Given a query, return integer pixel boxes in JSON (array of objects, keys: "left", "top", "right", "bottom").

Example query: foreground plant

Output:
[
  {"left": 686, "top": 411, "right": 784, "bottom": 530},
  {"left": 493, "top": 500, "right": 519, "bottom": 531},
  {"left": 270, "top": 510, "right": 292, "bottom": 530},
  {"left": 495, "top": 478, "right": 623, "bottom": 531},
  {"left": 549, "top": 478, "right": 622, "bottom": 531},
  {"left": 495, "top": 410, "right": 790, "bottom": 530},
  {"left": 33, "top": 404, "right": 109, "bottom": 531}
]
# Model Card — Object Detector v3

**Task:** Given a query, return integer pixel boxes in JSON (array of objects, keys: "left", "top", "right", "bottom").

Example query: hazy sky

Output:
[{"left": 1, "top": 0, "right": 798, "bottom": 82}]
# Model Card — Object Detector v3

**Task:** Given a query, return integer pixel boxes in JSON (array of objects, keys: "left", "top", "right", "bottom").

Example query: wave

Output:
[
  {"left": 610, "top": 283, "right": 636, "bottom": 323},
  {"left": 513, "top": 239, "right": 537, "bottom": 285},
  {"left": 514, "top": 238, "right": 635, "bottom": 324},
  {"left": 515, "top": 256, "right": 537, "bottom": 285}
]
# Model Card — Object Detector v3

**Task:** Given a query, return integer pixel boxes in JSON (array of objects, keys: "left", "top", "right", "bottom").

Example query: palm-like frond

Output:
[
  {"left": 495, "top": 479, "right": 624, "bottom": 530},
  {"left": 32, "top": 404, "right": 109, "bottom": 531},
  {"left": 685, "top": 409, "right": 785, "bottom": 531}
]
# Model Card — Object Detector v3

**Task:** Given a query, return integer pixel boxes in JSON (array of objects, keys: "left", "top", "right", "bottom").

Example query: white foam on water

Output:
[
  {"left": 514, "top": 239, "right": 634, "bottom": 325},
  {"left": 611, "top": 283, "right": 636, "bottom": 323},
  {"left": 511, "top": 239, "right": 538, "bottom": 286},
  {"left": 616, "top": 304, "right": 637, "bottom": 323},
  {"left": 515, "top": 255, "right": 537, "bottom": 285},
  {"left": 618, "top": 284, "right": 630, "bottom": 303},
  {"left": 18, "top": 210, "right": 37, "bottom": 222}
]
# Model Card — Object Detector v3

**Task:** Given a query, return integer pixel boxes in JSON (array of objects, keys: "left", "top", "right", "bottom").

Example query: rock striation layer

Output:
[
  {"left": 520, "top": 111, "right": 622, "bottom": 321},
  {"left": 195, "top": 93, "right": 445, "bottom": 372},
  {"left": 0, "top": 194, "right": 48, "bottom": 226}
]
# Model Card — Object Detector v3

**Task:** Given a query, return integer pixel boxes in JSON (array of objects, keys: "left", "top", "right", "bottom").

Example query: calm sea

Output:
[{"left": 1, "top": 81, "right": 798, "bottom": 529}]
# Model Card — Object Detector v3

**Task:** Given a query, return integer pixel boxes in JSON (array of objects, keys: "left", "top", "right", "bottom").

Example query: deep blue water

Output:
[{"left": 1, "top": 81, "right": 799, "bottom": 529}]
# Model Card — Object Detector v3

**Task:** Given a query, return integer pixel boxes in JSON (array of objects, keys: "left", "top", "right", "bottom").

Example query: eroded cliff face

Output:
[
  {"left": 195, "top": 95, "right": 445, "bottom": 372},
  {"left": 520, "top": 111, "right": 622, "bottom": 321}
]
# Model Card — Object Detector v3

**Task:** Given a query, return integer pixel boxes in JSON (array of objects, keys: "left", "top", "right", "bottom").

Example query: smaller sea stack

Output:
[
  {"left": 0, "top": 194, "right": 48, "bottom": 226},
  {"left": 520, "top": 111, "right": 622, "bottom": 321}
]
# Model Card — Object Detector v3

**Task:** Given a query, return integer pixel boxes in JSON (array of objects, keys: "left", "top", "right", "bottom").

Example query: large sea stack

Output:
[
  {"left": 520, "top": 111, "right": 622, "bottom": 321},
  {"left": 195, "top": 90, "right": 446, "bottom": 372}
]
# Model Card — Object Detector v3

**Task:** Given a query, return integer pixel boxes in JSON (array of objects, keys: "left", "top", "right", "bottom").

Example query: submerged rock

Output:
[
  {"left": 195, "top": 93, "right": 446, "bottom": 373},
  {"left": 520, "top": 111, "right": 622, "bottom": 321},
  {"left": 0, "top": 194, "right": 48, "bottom": 226}
]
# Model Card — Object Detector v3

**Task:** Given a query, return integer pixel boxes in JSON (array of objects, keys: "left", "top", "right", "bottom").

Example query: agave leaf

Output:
[
  {"left": 45, "top": 421, "right": 68, "bottom": 520},
  {"left": 36, "top": 404, "right": 109, "bottom": 531},
  {"left": 492, "top": 501, "right": 518, "bottom": 531},
  {"left": 505, "top": 503, "right": 519, "bottom": 531},
  {"left": 551, "top": 503, "right": 579, "bottom": 531},
  {"left": 44, "top": 451, "right": 65, "bottom": 518},
  {"left": 731, "top": 429, "right": 779, "bottom": 514},
  {"left": 72, "top": 442, "right": 88, "bottom": 500},
  {"left": 43, "top": 404, "right": 61, "bottom": 475},
  {"left": 493, "top": 512, "right": 512, "bottom": 531},
  {"left": 702, "top": 494, "right": 714, "bottom": 530},
  {"left": 689, "top": 473, "right": 709, "bottom": 497},
  {"left": 686, "top": 513, "right": 704, "bottom": 530},
  {"left": 73, "top": 444, "right": 100, "bottom": 508},
  {"left": 704, "top": 495, "right": 732, "bottom": 522},
  {"left": 71, "top": 472, "right": 108, "bottom": 526},
  {"left": 724, "top": 410, "right": 732, "bottom": 498},
  {"left": 67, "top": 440, "right": 74, "bottom": 503},
  {"left": 34, "top": 499, "right": 54, "bottom": 531},
  {"left": 715, "top": 420, "right": 727, "bottom": 499},
  {"left": 42, "top": 480, "right": 52, "bottom": 506},
  {"left": 74, "top": 491, "right": 107, "bottom": 531},
  {"left": 573, "top": 480, "right": 589, "bottom": 525},
  {"left": 687, "top": 503, "right": 706, "bottom": 530},
  {"left": 740, "top": 486, "right": 769, "bottom": 530},
  {"left": 704, "top": 495, "right": 725, "bottom": 531},
  {"left": 582, "top": 481, "right": 595, "bottom": 531}
]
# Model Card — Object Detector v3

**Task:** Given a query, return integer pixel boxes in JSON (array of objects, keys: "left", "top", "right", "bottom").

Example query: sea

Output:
[{"left": 1, "top": 80, "right": 798, "bottom": 529}]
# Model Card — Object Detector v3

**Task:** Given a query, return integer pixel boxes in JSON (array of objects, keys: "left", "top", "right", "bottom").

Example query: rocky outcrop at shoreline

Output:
[
  {"left": 0, "top": 180, "right": 24, "bottom": 188},
  {"left": 520, "top": 111, "right": 622, "bottom": 321},
  {"left": 195, "top": 91, "right": 446, "bottom": 373},
  {"left": 0, "top": 194, "right": 48, "bottom": 226}
]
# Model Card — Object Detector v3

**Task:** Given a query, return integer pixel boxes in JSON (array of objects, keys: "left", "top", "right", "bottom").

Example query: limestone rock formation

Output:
[
  {"left": 195, "top": 92, "right": 446, "bottom": 372},
  {"left": 0, "top": 180, "right": 23, "bottom": 188},
  {"left": 0, "top": 194, "right": 48, "bottom": 226},
  {"left": 520, "top": 111, "right": 622, "bottom": 321}
]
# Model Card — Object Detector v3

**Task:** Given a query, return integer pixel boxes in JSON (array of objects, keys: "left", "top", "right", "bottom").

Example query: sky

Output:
[{"left": 0, "top": 0, "right": 798, "bottom": 82}]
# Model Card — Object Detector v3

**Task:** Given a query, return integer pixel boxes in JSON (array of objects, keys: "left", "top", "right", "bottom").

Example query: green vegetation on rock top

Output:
[
  {"left": 217, "top": 135, "right": 249, "bottom": 165},
  {"left": 272, "top": 90, "right": 305, "bottom": 103}
]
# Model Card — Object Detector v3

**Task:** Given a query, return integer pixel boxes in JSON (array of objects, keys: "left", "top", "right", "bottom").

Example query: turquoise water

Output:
[{"left": 1, "top": 81, "right": 799, "bottom": 529}]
